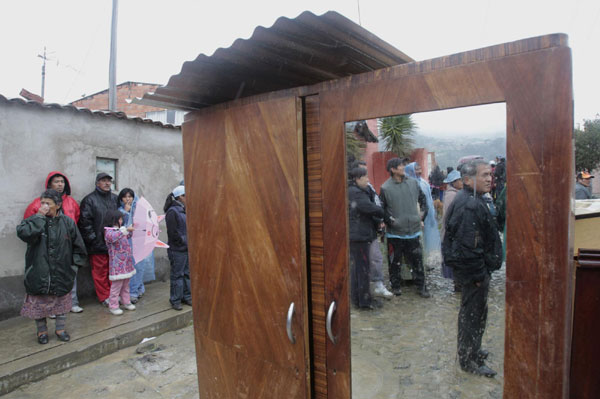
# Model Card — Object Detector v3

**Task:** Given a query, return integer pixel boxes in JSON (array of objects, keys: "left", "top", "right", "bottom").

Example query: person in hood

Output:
[
  {"left": 78, "top": 173, "right": 118, "bottom": 305},
  {"left": 442, "top": 159, "right": 502, "bottom": 378},
  {"left": 164, "top": 185, "right": 191, "bottom": 310},
  {"left": 23, "top": 171, "right": 84, "bottom": 313},
  {"left": 405, "top": 162, "right": 442, "bottom": 279},
  {"left": 17, "top": 189, "right": 87, "bottom": 344}
]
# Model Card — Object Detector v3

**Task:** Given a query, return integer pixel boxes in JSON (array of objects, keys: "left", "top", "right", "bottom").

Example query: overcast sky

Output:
[{"left": 1, "top": 0, "right": 597, "bottom": 133}]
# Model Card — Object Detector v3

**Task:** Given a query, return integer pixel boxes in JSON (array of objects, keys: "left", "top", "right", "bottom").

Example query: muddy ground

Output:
[{"left": 6, "top": 265, "right": 505, "bottom": 399}]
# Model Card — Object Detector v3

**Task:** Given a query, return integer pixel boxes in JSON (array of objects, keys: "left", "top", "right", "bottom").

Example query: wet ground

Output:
[
  {"left": 3, "top": 325, "right": 199, "bottom": 399},
  {"left": 351, "top": 258, "right": 506, "bottom": 399},
  {"left": 5, "top": 263, "right": 505, "bottom": 399}
]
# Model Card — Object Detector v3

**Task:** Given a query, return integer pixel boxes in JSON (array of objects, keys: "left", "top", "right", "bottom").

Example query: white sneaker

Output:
[
  {"left": 109, "top": 308, "right": 123, "bottom": 315},
  {"left": 373, "top": 281, "right": 394, "bottom": 299},
  {"left": 71, "top": 305, "right": 83, "bottom": 313},
  {"left": 123, "top": 303, "right": 136, "bottom": 311}
]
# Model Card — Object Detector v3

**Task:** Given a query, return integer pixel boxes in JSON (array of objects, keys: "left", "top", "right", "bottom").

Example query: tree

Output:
[
  {"left": 377, "top": 114, "right": 416, "bottom": 158},
  {"left": 575, "top": 116, "right": 600, "bottom": 172},
  {"left": 345, "top": 130, "right": 366, "bottom": 166}
]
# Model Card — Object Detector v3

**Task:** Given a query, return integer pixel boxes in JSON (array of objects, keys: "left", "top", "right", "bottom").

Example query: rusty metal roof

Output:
[
  {"left": 140, "top": 11, "right": 413, "bottom": 110},
  {"left": 0, "top": 94, "right": 180, "bottom": 129}
]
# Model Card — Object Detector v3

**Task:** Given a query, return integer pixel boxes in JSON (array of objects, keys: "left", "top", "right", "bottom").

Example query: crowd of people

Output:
[
  {"left": 17, "top": 171, "right": 189, "bottom": 345},
  {"left": 347, "top": 156, "right": 505, "bottom": 378}
]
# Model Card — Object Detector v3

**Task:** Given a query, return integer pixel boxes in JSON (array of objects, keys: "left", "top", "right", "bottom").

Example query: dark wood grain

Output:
[
  {"left": 570, "top": 259, "right": 600, "bottom": 399},
  {"left": 183, "top": 33, "right": 574, "bottom": 399},
  {"left": 182, "top": 97, "right": 309, "bottom": 398},
  {"left": 304, "top": 95, "right": 328, "bottom": 399},
  {"left": 317, "top": 35, "right": 573, "bottom": 399}
]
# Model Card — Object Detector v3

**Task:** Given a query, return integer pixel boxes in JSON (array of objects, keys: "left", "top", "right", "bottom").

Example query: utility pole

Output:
[
  {"left": 108, "top": 0, "right": 118, "bottom": 111},
  {"left": 37, "top": 46, "right": 48, "bottom": 100}
]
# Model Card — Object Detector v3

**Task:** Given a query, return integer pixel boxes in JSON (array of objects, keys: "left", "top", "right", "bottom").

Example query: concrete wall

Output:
[{"left": 0, "top": 100, "right": 183, "bottom": 320}]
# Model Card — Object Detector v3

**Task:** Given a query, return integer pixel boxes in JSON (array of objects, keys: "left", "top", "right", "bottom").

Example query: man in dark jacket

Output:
[
  {"left": 78, "top": 173, "right": 118, "bottom": 304},
  {"left": 443, "top": 159, "right": 502, "bottom": 378},
  {"left": 348, "top": 167, "right": 385, "bottom": 310},
  {"left": 379, "top": 157, "right": 430, "bottom": 298}
]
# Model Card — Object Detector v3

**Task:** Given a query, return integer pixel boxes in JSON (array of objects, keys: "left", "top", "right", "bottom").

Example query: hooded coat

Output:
[
  {"left": 165, "top": 199, "right": 188, "bottom": 252},
  {"left": 348, "top": 181, "right": 384, "bottom": 242},
  {"left": 24, "top": 171, "right": 80, "bottom": 223},
  {"left": 17, "top": 213, "right": 87, "bottom": 296}
]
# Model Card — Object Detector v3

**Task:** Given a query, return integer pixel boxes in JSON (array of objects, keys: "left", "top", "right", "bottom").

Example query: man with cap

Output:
[
  {"left": 24, "top": 171, "right": 84, "bottom": 313},
  {"left": 440, "top": 169, "right": 463, "bottom": 292},
  {"left": 575, "top": 172, "right": 595, "bottom": 199},
  {"left": 78, "top": 173, "right": 118, "bottom": 305}
]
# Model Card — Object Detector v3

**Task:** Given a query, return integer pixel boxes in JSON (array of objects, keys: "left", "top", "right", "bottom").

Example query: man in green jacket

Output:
[{"left": 379, "top": 158, "right": 429, "bottom": 298}]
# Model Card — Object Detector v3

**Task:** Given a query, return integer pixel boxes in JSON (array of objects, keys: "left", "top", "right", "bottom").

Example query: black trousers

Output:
[
  {"left": 457, "top": 273, "right": 490, "bottom": 367},
  {"left": 388, "top": 237, "right": 425, "bottom": 289},
  {"left": 350, "top": 241, "right": 372, "bottom": 308}
]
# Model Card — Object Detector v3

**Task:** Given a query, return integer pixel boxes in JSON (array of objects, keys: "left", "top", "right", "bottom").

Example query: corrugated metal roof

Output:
[
  {"left": 0, "top": 94, "right": 180, "bottom": 129},
  {"left": 140, "top": 11, "right": 413, "bottom": 110}
]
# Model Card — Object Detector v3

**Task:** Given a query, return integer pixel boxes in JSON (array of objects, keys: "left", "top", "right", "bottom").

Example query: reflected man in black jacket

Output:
[
  {"left": 348, "top": 167, "right": 384, "bottom": 310},
  {"left": 443, "top": 159, "right": 502, "bottom": 377}
]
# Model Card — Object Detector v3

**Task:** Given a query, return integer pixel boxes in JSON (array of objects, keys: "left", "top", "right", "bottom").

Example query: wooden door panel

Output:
[
  {"left": 317, "top": 35, "right": 573, "bottom": 398},
  {"left": 183, "top": 97, "right": 308, "bottom": 397},
  {"left": 195, "top": 334, "right": 306, "bottom": 399}
]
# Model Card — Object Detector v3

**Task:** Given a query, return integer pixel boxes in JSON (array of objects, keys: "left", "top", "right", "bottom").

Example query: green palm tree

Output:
[{"left": 377, "top": 115, "right": 416, "bottom": 158}]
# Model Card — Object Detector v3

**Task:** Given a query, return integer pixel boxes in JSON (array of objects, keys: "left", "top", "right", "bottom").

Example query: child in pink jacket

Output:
[{"left": 104, "top": 210, "right": 137, "bottom": 315}]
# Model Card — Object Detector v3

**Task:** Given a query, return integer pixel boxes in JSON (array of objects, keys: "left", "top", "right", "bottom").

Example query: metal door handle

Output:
[
  {"left": 286, "top": 302, "right": 296, "bottom": 344},
  {"left": 326, "top": 301, "right": 337, "bottom": 344}
]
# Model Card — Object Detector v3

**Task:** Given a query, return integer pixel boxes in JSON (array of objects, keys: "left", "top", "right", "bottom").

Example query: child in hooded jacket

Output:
[{"left": 104, "top": 210, "right": 137, "bottom": 315}]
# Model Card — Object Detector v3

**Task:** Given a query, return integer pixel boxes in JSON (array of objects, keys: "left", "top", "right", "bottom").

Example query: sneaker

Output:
[
  {"left": 373, "top": 282, "right": 394, "bottom": 299},
  {"left": 101, "top": 299, "right": 109, "bottom": 307},
  {"left": 391, "top": 287, "right": 402, "bottom": 296},
  {"left": 123, "top": 303, "right": 136, "bottom": 311},
  {"left": 109, "top": 308, "right": 123, "bottom": 315},
  {"left": 70, "top": 305, "right": 83, "bottom": 313},
  {"left": 130, "top": 297, "right": 138, "bottom": 304},
  {"left": 48, "top": 314, "right": 56, "bottom": 319}
]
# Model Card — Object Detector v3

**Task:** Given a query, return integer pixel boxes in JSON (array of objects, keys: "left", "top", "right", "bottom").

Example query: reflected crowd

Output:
[{"left": 347, "top": 156, "right": 506, "bottom": 378}]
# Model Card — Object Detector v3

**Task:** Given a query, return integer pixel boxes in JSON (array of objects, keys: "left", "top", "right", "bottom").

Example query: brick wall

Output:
[{"left": 71, "top": 82, "right": 164, "bottom": 117}]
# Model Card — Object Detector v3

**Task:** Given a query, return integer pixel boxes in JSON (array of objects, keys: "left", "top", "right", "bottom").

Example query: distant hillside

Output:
[{"left": 413, "top": 134, "right": 506, "bottom": 170}]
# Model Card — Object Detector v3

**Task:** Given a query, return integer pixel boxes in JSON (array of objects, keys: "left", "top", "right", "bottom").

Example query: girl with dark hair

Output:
[
  {"left": 117, "top": 188, "right": 156, "bottom": 304},
  {"left": 17, "top": 189, "right": 87, "bottom": 344},
  {"left": 103, "top": 210, "right": 137, "bottom": 315}
]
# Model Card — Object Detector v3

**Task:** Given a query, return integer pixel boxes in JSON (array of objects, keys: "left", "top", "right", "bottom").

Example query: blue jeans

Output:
[
  {"left": 168, "top": 249, "right": 191, "bottom": 305},
  {"left": 129, "top": 254, "right": 154, "bottom": 298}
]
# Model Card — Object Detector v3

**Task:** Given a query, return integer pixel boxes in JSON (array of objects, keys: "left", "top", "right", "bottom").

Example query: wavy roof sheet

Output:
[
  {"left": 140, "top": 11, "right": 413, "bottom": 110},
  {"left": 0, "top": 94, "right": 180, "bottom": 129}
]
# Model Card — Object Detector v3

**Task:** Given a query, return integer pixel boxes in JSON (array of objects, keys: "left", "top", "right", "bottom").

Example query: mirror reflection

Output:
[{"left": 346, "top": 104, "right": 507, "bottom": 398}]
